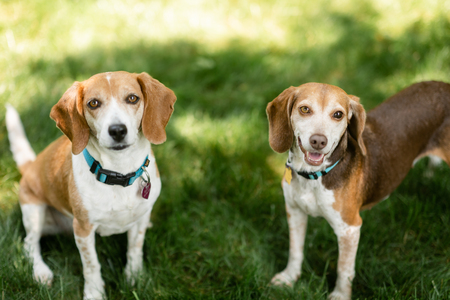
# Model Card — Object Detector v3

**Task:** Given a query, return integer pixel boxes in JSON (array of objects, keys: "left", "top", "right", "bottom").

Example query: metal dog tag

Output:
[
  {"left": 140, "top": 166, "right": 151, "bottom": 199},
  {"left": 141, "top": 182, "right": 151, "bottom": 199},
  {"left": 285, "top": 166, "right": 292, "bottom": 185}
]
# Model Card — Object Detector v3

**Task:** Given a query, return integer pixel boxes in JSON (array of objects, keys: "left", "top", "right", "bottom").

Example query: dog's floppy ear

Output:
[
  {"left": 266, "top": 87, "right": 298, "bottom": 153},
  {"left": 348, "top": 95, "right": 367, "bottom": 156},
  {"left": 50, "top": 82, "right": 89, "bottom": 155},
  {"left": 137, "top": 72, "right": 176, "bottom": 144}
]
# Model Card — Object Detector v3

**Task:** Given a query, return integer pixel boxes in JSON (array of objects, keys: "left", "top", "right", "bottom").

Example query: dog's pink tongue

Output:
[{"left": 309, "top": 152, "right": 323, "bottom": 161}]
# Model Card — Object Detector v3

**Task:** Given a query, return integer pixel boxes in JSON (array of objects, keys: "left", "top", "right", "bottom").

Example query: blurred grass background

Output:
[{"left": 1, "top": 0, "right": 450, "bottom": 299}]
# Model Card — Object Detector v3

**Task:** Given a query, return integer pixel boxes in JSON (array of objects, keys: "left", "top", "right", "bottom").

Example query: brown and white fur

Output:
[
  {"left": 266, "top": 81, "right": 450, "bottom": 299},
  {"left": 6, "top": 71, "right": 176, "bottom": 300}
]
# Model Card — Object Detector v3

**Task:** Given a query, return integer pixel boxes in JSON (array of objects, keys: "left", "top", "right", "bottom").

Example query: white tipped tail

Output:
[{"left": 5, "top": 104, "right": 36, "bottom": 168}]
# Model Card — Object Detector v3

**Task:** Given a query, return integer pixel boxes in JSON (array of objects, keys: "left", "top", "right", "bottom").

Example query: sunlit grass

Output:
[
  {"left": 0, "top": 0, "right": 448, "bottom": 55},
  {"left": 173, "top": 112, "right": 264, "bottom": 154},
  {"left": 1, "top": 0, "right": 450, "bottom": 299}
]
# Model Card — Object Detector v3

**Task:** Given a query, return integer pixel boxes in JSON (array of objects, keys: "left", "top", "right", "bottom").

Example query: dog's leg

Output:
[
  {"left": 125, "top": 211, "right": 151, "bottom": 285},
  {"left": 271, "top": 203, "right": 308, "bottom": 286},
  {"left": 73, "top": 219, "right": 105, "bottom": 300},
  {"left": 328, "top": 223, "right": 361, "bottom": 300},
  {"left": 20, "top": 203, "right": 54, "bottom": 285}
]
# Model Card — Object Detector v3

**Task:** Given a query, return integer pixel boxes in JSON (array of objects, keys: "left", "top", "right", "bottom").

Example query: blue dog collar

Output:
[
  {"left": 286, "top": 159, "right": 340, "bottom": 180},
  {"left": 82, "top": 148, "right": 150, "bottom": 187}
]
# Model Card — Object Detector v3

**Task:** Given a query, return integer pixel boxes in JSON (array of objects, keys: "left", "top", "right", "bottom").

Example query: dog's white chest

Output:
[
  {"left": 88, "top": 183, "right": 154, "bottom": 235},
  {"left": 283, "top": 176, "right": 336, "bottom": 218},
  {"left": 72, "top": 153, "right": 161, "bottom": 236}
]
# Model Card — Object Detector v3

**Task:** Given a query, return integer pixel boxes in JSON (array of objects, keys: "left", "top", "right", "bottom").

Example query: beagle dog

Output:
[
  {"left": 266, "top": 81, "right": 450, "bottom": 299},
  {"left": 6, "top": 71, "right": 176, "bottom": 300}
]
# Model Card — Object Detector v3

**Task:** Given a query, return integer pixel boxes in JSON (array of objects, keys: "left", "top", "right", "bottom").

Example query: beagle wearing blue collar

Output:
[
  {"left": 6, "top": 71, "right": 176, "bottom": 300},
  {"left": 266, "top": 81, "right": 450, "bottom": 299}
]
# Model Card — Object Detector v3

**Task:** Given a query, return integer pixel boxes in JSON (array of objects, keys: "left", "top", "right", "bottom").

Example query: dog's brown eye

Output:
[
  {"left": 88, "top": 99, "right": 100, "bottom": 109},
  {"left": 300, "top": 106, "right": 310, "bottom": 114},
  {"left": 126, "top": 94, "right": 139, "bottom": 104},
  {"left": 333, "top": 111, "right": 343, "bottom": 119}
]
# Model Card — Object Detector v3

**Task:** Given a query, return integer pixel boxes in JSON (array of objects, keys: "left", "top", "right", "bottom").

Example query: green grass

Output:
[{"left": 1, "top": 0, "right": 450, "bottom": 299}]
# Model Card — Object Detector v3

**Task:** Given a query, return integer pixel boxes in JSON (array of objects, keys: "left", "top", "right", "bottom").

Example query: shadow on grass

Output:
[{"left": 1, "top": 9, "right": 450, "bottom": 299}]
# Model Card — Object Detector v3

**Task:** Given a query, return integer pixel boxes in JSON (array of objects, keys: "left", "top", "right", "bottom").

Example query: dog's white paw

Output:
[
  {"left": 83, "top": 279, "right": 105, "bottom": 300},
  {"left": 125, "top": 268, "right": 137, "bottom": 286},
  {"left": 270, "top": 272, "right": 296, "bottom": 287},
  {"left": 33, "top": 262, "right": 53, "bottom": 286},
  {"left": 328, "top": 290, "right": 351, "bottom": 300},
  {"left": 124, "top": 262, "right": 142, "bottom": 286}
]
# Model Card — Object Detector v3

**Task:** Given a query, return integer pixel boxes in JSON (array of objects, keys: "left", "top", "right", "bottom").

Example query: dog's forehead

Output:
[
  {"left": 82, "top": 72, "right": 142, "bottom": 98},
  {"left": 296, "top": 83, "right": 350, "bottom": 110}
]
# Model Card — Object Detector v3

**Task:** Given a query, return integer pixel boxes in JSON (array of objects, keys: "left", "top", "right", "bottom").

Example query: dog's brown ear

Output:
[
  {"left": 137, "top": 72, "right": 176, "bottom": 144},
  {"left": 348, "top": 95, "right": 367, "bottom": 156},
  {"left": 50, "top": 82, "right": 89, "bottom": 155},
  {"left": 266, "top": 87, "right": 298, "bottom": 153}
]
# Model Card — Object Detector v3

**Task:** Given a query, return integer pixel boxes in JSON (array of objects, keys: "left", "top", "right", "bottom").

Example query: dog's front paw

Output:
[
  {"left": 124, "top": 262, "right": 143, "bottom": 286},
  {"left": 270, "top": 271, "right": 297, "bottom": 287},
  {"left": 33, "top": 262, "right": 54, "bottom": 286},
  {"left": 328, "top": 290, "right": 351, "bottom": 300},
  {"left": 83, "top": 279, "right": 105, "bottom": 300}
]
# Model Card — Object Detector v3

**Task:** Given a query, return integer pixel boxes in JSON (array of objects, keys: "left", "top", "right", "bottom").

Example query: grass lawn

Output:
[{"left": 1, "top": 0, "right": 450, "bottom": 299}]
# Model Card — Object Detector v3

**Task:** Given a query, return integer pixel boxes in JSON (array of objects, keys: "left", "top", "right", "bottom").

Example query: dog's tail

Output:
[{"left": 5, "top": 104, "right": 36, "bottom": 174}]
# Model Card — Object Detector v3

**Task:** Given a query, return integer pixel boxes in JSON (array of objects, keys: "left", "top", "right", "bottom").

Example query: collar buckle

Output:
[{"left": 96, "top": 168, "right": 136, "bottom": 187}]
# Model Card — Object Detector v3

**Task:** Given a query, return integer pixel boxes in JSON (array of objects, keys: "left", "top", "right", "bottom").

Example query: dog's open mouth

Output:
[
  {"left": 298, "top": 137, "right": 326, "bottom": 166},
  {"left": 305, "top": 152, "right": 325, "bottom": 166},
  {"left": 109, "top": 145, "right": 129, "bottom": 151}
]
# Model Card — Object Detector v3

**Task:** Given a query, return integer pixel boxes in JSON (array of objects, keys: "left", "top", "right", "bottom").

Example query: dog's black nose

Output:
[
  {"left": 109, "top": 124, "right": 127, "bottom": 142},
  {"left": 310, "top": 134, "right": 327, "bottom": 150}
]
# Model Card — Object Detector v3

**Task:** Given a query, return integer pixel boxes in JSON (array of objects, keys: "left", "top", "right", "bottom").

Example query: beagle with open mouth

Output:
[
  {"left": 6, "top": 71, "right": 176, "bottom": 299},
  {"left": 266, "top": 81, "right": 450, "bottom": 299}
]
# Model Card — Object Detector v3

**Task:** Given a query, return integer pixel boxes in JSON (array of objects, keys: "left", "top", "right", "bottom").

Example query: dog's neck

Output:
[{"left": 84, "top": 133, "right": 151, "bottom": 175}]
